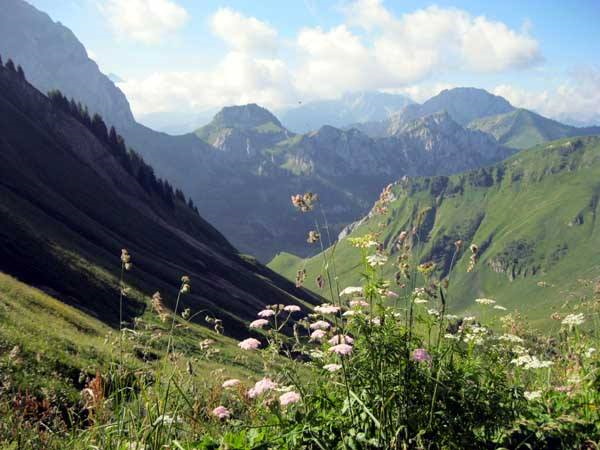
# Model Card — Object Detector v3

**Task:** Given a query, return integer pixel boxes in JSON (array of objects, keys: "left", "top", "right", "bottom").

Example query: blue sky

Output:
[{"left": 26, "top": 0, "right": 600, "bottom": 124}]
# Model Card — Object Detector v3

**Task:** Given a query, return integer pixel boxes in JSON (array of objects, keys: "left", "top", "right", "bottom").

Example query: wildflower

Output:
[
  {"left": 349, "top": 299, "right": 369, "bottom": 308},
  {"left": 444, "top": 333, "right": 459, "bottom": 340},
  {"left": 411, "top": 348, "right": 431, "bottom": 362},
  {"left": 212, "top": 406, "right": 231, "bottom": 419},
  {"left": 238, "top": 338, "right": 261, "bottom": 350},
  {"left": 524, "top": 391, "right": 542, "bottom": 401},
  {"left": 121, "top": 249, "right": 131, "bottom": 265},
  {"left": 467, "top": 244, "right": 479, "bottom": 272},
  {"left": 279, "top": 391, "right": 301, "bottom": 407},
  {"left": 180, "top": 283, "right": 190, "bottom": 294},
  {"left": 329, "top": 343, "right": 353, "bottom": 356},
  {"left": 181, "top": 308, "right": 191, "bottom": 319},
  {"left": 249, "top": 319, "right": 269, "bottom": 329},
  {"left": 397, "top": 231, "right": 408, "bottom": 244},
  {"left": 323, "top": 363, "right": 342, "bottom": 372},
  {"left": 315, "top": 275, "right": 325, "bottom": 289},
  {"left": 257, "top": 309, "right": 276, "bottom": 318},
  {"left": 370, "top": 317, "right": 381, "bottom": 326},
  {"left": 475, "top": 298, "right": 496, "bottom": 305},
  {"left": 386, "top": 290, "right": 399, "bottom": 298},
  {"left": 248, "top": 378, "right": 277, "bottom": 398},
  {"left": 463, "top": 316, "right": 476, "bottom": 322},
  {"left": 307, "top": 230, "right": 320, "bottom": 244},
  {"left": 417, "top": 261, "right": 436, "bottom": 275},
  {"left": 310, "top": 320, "right": 331, "bottom": 330},
  {"left": 222, "top": 379, "right": 241, "bottom": 389},
  {"left": 295, "top": 269, "right": 307, "bottom": 287},
  {"left": 314, "top": 304, "right": 340, "bottom": 315},
  {"left": 414, "top": 299, "right": 428, "bottom": 304},
  {"left": 561, "top": 313, "right": 585, "bottom": 327},
  {"left": 511, "top": 354, "right": 553, "bottom": 369},
  {"left": 585, "top": 348, "right": 596, "bottom": 358},
  {"left": 498, "top": 334, "right": 524, "bottom": 344},
  {"left": 348, "top": 234, "right": 378, "bottom": 249},
  {"left": 284, "top": 305, "right": 301, "bottom": 313},
  {"left": 328, "top": 335, "right": 354, "bottom": 345},
  {"left": 309, "top": 330, "right": 327, "bottom": 342},
  {"left": 367, "top": 253, "right": 388, "bottom": 267},
  {"left": 454, "top": 240, "right": 463, "bottom": 250},
  {"left": 343, "top": 310, "right": 357, "bottom": 317},
  {"left": 445, "top": 314, "right": 459, "bottom": 320},
  {"left": 340, "top": 286, "right": 363, "bottom": 296},
  {"left": 291, "top": 192, "right": 318, "bottom": 212},
  {"left": 427, "top": 308, "right": 440, "bottom": 317},
  {"left": 493, "top": 305, "right": 507, "bottom": 310}
]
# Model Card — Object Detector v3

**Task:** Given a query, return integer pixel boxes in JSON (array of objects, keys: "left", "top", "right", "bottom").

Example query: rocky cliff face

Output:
[{"left": 0, "top": 0, "right": 135, "bottom": 131}]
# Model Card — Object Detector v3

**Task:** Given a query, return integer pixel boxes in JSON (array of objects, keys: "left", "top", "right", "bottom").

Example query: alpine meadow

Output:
[{"left": 0, "top": 1, "right": 599, "bottom": 449}]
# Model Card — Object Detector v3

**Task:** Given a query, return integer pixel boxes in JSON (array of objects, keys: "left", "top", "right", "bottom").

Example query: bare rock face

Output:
[{"left": 0, "top": 0, "right": 135, "bottom": 130}]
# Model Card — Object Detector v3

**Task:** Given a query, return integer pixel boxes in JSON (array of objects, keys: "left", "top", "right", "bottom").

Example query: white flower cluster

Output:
[
  {"left": 511, "top": 354, "right": 553, "bottom": 369},
  {"left": 561, "top": 313, "right": 585, "bottom": 327},
  {"left": 524, "top": 390, "right": 542, "bottom": 401},
  {"left": 462, "top": 325, "right": 487, "bottom": 345},
  {"left": 366, "top": 253, "right": 388, "bottom": 267},
  {"left": 498, "top": 334, "right": 524, "bottom": 344},
  {"left": 475, "top": 298, "right": 496, "bottom": 305}
]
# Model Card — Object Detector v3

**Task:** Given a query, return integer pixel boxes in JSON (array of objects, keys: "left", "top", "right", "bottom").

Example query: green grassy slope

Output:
[
  {"left": 469, "top": 108, "right": 600, "bottom": 149},
  {"left": 0, "top": 271, "right": 265, "bottom": 402},
  {"left": 270, "top": 136, "right": 600, "bottom": 327}
]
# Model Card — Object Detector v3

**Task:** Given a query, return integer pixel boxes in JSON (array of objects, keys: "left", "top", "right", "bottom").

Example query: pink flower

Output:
[
  {"left": 349, "top": 299, "right": 369, "bottom": 308},
  {"left": 222, "top": 379, "right": 241, "bottom": 389},
  {"left": 257, "top": 309, "right": 276, "bottom": 318},
  {"left": 310, "top": 329, "right": 327, "bottom": 342},
  {"left": 310, "top": 320, "right": 331, "bottom": 330},
  {"left": 323, "top": 363, "right": 342, "bottom": 372},
  {"left": 283, "top": 305, "right": 301, "bottom": 312},
  {"left": 238, "top": 338, "right": 261, "bottom": 350},
  {"left": 386, "top": 290, "right": 399, "bottom": 298},
  {"left": 411, "top": 348, "right": 431, "bottom": 362},
  {"left": 314, "top": 304, "right": 341, "bottom": 315},
  {"left": 249, "top": 319, "right": 269, "bottom": 329},
  {"left": 247, "top": 378, "right": 278, "bottom": 398},
  {"left": 328, "top": 334, "right": 354, "bottom": 345},
  {"left": 279, "top": 391, "right": 301, "bottom": 406},
  {"left": 212, "top": 405, "right": 231, "bottom": 419},
  {"left": 329, "top": 343, "right": 353, "bottom": 356}
]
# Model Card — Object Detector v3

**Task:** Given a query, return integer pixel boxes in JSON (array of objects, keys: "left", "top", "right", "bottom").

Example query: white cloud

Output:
[
  {"left": 211, "top": 8, "right": 278, "bottom": 54},
  {"left": 100, "top": 0, "right": 189, "bottom": 44},
  {"left": 119, "top": 2, "right": 543, "bottom": 116},
  {"left": 493, "top": 68, "right": 600, "bottom": 126},
  {"left": 384, "top": 83, "right": 458, "bottom": 103}
]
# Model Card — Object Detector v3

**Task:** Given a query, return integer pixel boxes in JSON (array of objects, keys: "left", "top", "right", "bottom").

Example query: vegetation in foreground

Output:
[{"left": 1, "top": 189, "right": 599, "bottom": 449}]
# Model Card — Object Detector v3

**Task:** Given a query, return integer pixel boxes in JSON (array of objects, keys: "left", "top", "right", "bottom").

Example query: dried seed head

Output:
[{"left": 307, "top": 230, "right": 320, "bottom": 244}]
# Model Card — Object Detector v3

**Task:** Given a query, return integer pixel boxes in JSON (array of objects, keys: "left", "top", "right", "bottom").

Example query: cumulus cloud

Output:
[
  {"left": 211, "top": 8, "right": 278, "bottom": 54},
  {"left": 100, "top": 0, "right": 189, "bottom": 44},
  {"left": 119, "top": 1, "right": 543, "bottom": 116},
  {"left": 493, "top": 67, "right": 600, "bottom": 126}
]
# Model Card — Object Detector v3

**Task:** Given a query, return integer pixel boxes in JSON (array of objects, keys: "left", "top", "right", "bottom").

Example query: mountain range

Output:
[
  {"left": 0, "top": 61, "right": 318, "bottom": 337},
  {"left": 2, "top": 0, "right": 598, "bottom": 265},
  {"left": 270, "top": 135, "right": 600, "bottom": 326}
]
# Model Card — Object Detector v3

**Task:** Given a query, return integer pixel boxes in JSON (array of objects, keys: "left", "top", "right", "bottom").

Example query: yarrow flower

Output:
[
  {"left": 348, "top": 234, "right": 378, "bottom": 249},
  {"left": 249, "top": 319, "right": 269, "bottom": 329},
  {"left": 411, "top": 348, "right": 431, "bottom": 362},
  {"left": 493, "top": 305, "right": 507, "bottom": 310},
  {"left": 212, "top": 406, "right": 231, "bottom": 419},
  {"left": 309, "top": 329, "right": 327, "bottom": 342},
  {"left": 561, "top": 313, "right": 585, "bottom": 327},
  {"left": 498, "top": 334, "right": 524, "bottom": 344},
  {"left": 222, "top": 379, "right": 241, "bottom": 389},
  {"left": 475, "top": 298, "right": 496, "bottom": 305},
  {"left": 257, "top": 309, "right": 276, "bottom": 318},
  {"left": 366, "top": 253, "right": 388, "bottom": 267},
  {"left": 279, "top": 391, "right": 301, "bottom": 407},
  {"left": 328, "top": 335, "right": 354, "bottom": 345},
  {"left": 329, "top": 343, "right": 353, "bottom": 356},
  {"left": 323, "top": 363, "right": 342, "bottom": 372},
  {"left": 511, "top": 354, "right": 553, "bottom": 369},
  {"left": 340, "top": 286, "right": 363, "bottom": 296},
  {"left": 310, "top": 320, "right": 331, "bottom": 330},
  {"left": 238, "top": 338, "right": 261, "bottom": 350},
  {"left": 283, "top": 305, "right": 301, "bottom": 312},
  {"left": 314, "top": 304, "right": 341, "bottom": 315},
  {"left": 247, "top": 378, "right": 277, "bottom": 398}
]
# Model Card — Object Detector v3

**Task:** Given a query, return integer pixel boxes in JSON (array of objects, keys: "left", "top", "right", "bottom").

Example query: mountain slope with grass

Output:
[
  {"left": 270, "top": 135, "right": 600, "bottom": 326},
  {"left": 0, "top": 62, "right": 318, "bottom": 339},
  {"left": 468, "top": 108, "right": 600, "bottom": 149}
]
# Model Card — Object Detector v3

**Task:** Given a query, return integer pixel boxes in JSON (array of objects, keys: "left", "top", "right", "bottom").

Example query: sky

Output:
[{"left": 27, "top": 0, "right": 600, "bottom": 124}]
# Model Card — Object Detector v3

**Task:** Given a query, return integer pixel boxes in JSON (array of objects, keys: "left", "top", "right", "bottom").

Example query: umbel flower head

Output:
[
  {"left": 238, "top": 338, "right": 261, "bottom": 350},
  {"left": 247, "top": 378, "right": 277, "bottom": 398},
  {"left": 212, "top": 405, "right": 231, "bottom": 419},
  {"left": 279, "top": 391, "right": 301, "bottom": 407}
]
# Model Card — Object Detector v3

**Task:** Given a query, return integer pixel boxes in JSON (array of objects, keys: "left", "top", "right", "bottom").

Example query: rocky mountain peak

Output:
[{"left": 212, "top": 104, "right": 283, "bottom": 130}]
